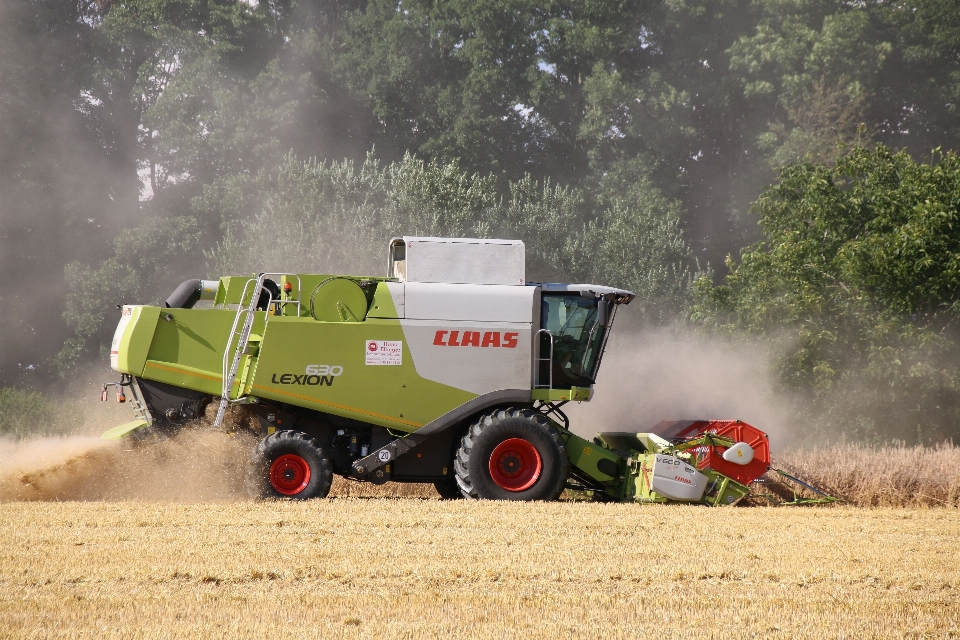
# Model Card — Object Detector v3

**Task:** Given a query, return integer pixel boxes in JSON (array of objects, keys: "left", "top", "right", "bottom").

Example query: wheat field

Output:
[
  {"left": 1, "top": 434, "right": 959, "bottom": 638},
  {"left": 0, "top": 500, "right": 957, "bottom": 639}
]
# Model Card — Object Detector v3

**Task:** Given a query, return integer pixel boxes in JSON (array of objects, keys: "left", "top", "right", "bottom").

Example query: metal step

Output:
[{"left": 214, "top": 273, "right": 302, "bottom": 427}]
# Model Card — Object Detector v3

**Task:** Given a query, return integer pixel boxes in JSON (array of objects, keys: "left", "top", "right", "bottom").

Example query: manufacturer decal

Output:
[
  {"left": 366, "top": 340, "right": 402, "bottom": 365},
  {"left": 305, "top": 365, "right": 343, "bottom": 376},
  {"left": 270, "top": 373, "right": 336, "bottom": 386},
  {"left": 432, "top": 330, "right": 519, "bottom": 348},
  {"left": 270, "top": 364, "right": 343, "bottom": 386}
]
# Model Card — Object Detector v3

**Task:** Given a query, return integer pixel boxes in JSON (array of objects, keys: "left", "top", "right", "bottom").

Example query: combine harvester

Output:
[{"left": 102, "top": 237, "right": 830, "bottom": 504}]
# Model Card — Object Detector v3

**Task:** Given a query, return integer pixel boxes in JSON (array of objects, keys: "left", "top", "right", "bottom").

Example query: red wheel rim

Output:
[
  {"left": 269, "top": 454, "right": 311, "bottom": 495},
  {"left": 488, "top": 438, "right": 542, "bottom": 492}
]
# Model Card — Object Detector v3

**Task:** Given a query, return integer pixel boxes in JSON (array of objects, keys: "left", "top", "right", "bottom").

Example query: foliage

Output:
[
  {"left": 0, "top": 387, "right": 80, "bottom": 439},
  {"left": 208, "top": 152, "right": 694, "bottom": 321},
  {"left": 56, "top": 217, "right": 202, "bottom": 374},
  {"left": 693, "top": 146, "right": 960, "bottom": 443},
  {"left": 4, "top": 0, "right": 960, "bottom": 445}
]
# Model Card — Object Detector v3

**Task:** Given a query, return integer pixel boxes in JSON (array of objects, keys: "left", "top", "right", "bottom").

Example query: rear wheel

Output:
[
  {"left": 246, "top": 430, "right": 332, "bottom": 499},
  {"left": 454, "top": 407, "right": 568, "bottom": 501}
]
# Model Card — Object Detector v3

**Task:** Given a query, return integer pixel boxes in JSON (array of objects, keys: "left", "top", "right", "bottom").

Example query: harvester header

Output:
[{"left": 102, "top": 236, "right": 826, "bottom": 504}]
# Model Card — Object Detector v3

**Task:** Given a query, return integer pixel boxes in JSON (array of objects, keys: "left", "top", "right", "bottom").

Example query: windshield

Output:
[{"left": 539, "top": 293, "right": 609, "bottom": 388}]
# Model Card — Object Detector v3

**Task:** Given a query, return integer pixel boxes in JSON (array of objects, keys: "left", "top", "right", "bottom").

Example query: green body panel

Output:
[
  {"left": 100, "top": 420, "right": 149, "bottom": 440},
  {"left": 138, "top": 307, "right": 268, "bottom": 396},
  {"left": 274, "top": 275, "right": 393, "bottom": 318},
  {"left": 701, "top": 472, "right": 752, "bottom": 506},
  {"left": 531, "top": 387, "right": 592, "bottom": 402},
  {"left": 115, "top": 306, "right": 160, "bottom": 375},
  {"left": 215, "top": 276, "right": 255, "bottom": 307},
  {"left": 115, "top": 276, "right": 474, "bottom": 433},
  {"left": 248, "top": 278, "right": 473, "bottom": 431},
  {"left": 249, "top": 316, "right": 475, "bottom": 432},
  {"left": 310, "top": 278, "right": 369, "bottom": 322},
  {"left": 367, "top": 282, "right": 400, "bottom": 319},
  {"left": 560, "top": 429, "right": 623, "bottom": 487}
]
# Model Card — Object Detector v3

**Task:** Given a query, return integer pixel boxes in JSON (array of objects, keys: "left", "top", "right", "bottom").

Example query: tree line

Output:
[{"left": 1, "top": 0, "right": 959, "bottom": 442}]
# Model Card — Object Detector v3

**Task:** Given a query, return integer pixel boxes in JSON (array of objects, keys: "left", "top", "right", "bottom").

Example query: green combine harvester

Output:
[{"left": 103, "top": 236, "right": 820, "bottom": 504}]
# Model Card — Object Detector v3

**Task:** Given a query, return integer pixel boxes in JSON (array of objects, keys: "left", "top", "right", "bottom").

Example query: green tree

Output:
[
  {"left": 335, "top": 0, "right": 665, "bottom": 186},
  {"left": 0, "top": 0, "right": 130, "bottom": 386},
  {"left": 56, "top": 217, "right": 201, "bottom": 374},
  {"left": 208, "top": 152, "right": 693, "bottom": 315},
  {"left": 729, "top": 3, "right": 891, "bottom": 166},
  {"left": 0, "top": 387, "right": 83, "bottom": 439},
  {"left": 693, "top": 145, "right": 960, "bottom": 443}
]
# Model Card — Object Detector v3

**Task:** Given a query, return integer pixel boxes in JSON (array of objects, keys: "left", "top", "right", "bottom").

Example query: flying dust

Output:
[
  {"left": 0, "top": 376, "right": 437, "bottom": 501},
  {"left": 0, "top": 430, "right": 255, "bottom": 502},
  {"left": 0, "top": 428, "right": 439, "bottom": 503},
  {"left": 566, "top": 327, "right": 793, "bottom": 447}
]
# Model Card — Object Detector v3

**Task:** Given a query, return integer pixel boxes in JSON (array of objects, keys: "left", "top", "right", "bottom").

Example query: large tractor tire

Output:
[
  {"left": 246, "top": 430, "right": 333, "bottom": 499},
  {"left": 454, "top": 407, "right": 568, "bottom": 501}
]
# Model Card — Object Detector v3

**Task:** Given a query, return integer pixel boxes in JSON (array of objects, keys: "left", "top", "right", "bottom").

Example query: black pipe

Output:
[{"left": 165, "top": 279, "right": 203, "bottom": 309}]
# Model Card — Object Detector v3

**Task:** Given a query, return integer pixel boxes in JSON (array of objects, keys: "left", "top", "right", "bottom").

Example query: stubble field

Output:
[
  {"left": 0, "top": 500, "right": 958, "bottom": 640},
  {"left": 1, "top": 432, "right": 959, "bottom": 638}
]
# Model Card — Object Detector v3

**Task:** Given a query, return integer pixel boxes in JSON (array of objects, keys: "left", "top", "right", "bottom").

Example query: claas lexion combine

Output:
[{"left": 102, "top": 237, "right": 831, "bottom": 504}]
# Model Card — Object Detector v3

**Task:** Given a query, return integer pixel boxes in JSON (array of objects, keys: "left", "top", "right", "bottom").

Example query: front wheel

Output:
[
  {"left": 454, "top": 407, "right": 568, "bottom": 501},
  {"left": 246, "top": 430, "right": 333, "bottom": 499}
]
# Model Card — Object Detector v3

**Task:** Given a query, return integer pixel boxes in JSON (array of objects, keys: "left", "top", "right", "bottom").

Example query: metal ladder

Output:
[
  {"left": 535, "top": 328, "right": 554, "bottom": 389},
  {"left": 214, "top": 273, "right": 301, "bottom": 427}
]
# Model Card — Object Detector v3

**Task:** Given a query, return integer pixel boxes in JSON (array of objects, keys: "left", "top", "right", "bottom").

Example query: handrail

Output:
[
  {"left": 214, "top": 272, "right": 303, "bottom": 427},
  {"left": 534, "top": 328, "right": 554, "bottom": 389}
]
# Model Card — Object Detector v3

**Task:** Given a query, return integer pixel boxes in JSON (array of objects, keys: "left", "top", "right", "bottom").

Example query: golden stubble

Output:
[{"left": 0, "top": 501, "right": 957, "bottom": 639}]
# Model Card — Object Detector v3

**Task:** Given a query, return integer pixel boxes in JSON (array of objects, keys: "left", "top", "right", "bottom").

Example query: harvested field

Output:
[
  {"left": 0, "top": 501, "right": 958, "bottom": 639},
  {"left": 1, "top": 435, "right": 959, "bottom": 637}
]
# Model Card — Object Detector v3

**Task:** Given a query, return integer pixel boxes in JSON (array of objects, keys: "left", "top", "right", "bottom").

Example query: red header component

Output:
[
  {"left": 649, "top": 419, "right": 771, "bottom": 486},
  {"left": 433, "top": 330, "right": 518, "bottom": 348}
]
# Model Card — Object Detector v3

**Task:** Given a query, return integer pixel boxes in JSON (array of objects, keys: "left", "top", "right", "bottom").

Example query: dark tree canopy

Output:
[
  {"left": 694, "top": 146, "right": 960, "bottom": 443},
  {"left": 2, "top": 0, "right": 960, "bottom": 442}
]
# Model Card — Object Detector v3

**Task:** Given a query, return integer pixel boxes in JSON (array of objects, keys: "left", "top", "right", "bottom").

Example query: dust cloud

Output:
[
  {"left": 0, "top": 430, "right": 255, "bottom": 502},
  {"left": 565, "top": 327, "right": 794, "bottom": 449},
  {"left": 0, "top": 374, "right": 258, "bottom": 502}
]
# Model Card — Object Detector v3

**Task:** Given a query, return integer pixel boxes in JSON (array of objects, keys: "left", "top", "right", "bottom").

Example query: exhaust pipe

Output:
[{"left": 165, "top": 279, "right": 219, "bottom": 309}]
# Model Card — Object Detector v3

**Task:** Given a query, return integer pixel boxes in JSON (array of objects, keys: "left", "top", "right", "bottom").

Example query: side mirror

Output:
[{"left": 598, "top": 295, "right": 618, "bottom": 327}]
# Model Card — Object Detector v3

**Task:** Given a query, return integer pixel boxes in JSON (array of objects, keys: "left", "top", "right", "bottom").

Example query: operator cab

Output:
[{"left": 537, "top": 283, "right": 634, "bottom": 389}]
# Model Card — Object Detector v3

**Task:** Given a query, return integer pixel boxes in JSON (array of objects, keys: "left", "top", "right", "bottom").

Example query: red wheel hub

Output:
[
  {"left": 488, "top": 438, "right": 542, "bottom": 492},
  {"left": 269, "top": 454, "right": 311, "bottom": 495}
]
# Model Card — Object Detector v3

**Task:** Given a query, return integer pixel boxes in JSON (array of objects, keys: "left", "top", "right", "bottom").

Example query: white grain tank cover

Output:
[{"left": 389, "top": 237, "right": 525, "bottom": 286}]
